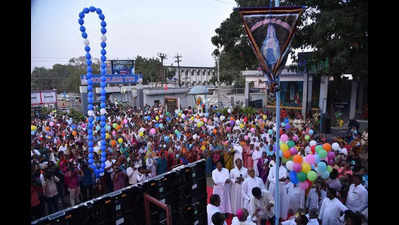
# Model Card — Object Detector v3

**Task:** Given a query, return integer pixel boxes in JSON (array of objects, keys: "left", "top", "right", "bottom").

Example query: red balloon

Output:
[
  {"left": 311, "top": 145, "right": 316, "bottom": 154},
  {"left": 305, "top": 179, "right": 313, "bottom": 189}
]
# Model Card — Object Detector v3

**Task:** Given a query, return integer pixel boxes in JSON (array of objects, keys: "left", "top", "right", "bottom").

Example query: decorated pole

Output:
[
  {"left": 78, "top": 6, "right": 108, "bottom": 178},
  {"left": 237, "top": 5, "right": 305, "bottom": 224}
]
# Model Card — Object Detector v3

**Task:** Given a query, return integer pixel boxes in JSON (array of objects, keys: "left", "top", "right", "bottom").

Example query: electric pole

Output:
[
  {"left": 175, "top": 53, "right": 182, "bottom": 87},
  {"left": 157, "top": 53, "right": 167, "bottom": 85}
]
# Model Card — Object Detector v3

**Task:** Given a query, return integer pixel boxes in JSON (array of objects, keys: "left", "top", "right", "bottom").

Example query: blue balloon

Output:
[
  {"left": 321, "top": 171, "right": 330, "bottom": 179},
  {"left": 100, "top": 82, "right": 106, "bottom": 88},
  {"left": 96, "top": 8, "right": 102, "bottom": 14},
  {"left": 101, "top": 64, "right": 106, "bottom": 69},
  {"left": 101, "top": 145, "right": 106, "bottom": 151},
  {"left": 317, "top": 162, "right": 327, "bottom": 172},
  {"left": 205, "top": 113, "right": 209, "bottom": 117},
  {"left": 78, "top": 18, "right": 84, "bottom": 25},
  {"left": 164, "top": 136, "right": 169, "bottom": 142},
  {"left": 289, "top": 171, "right": 298, "bottom": 185},
  {"left": 88, "top": 141, "right": 93, "bottom": 147},
  {"left": 87, "top": 60, "right": 92, "bottom": 66},
  {"left": 159, "top": 124, "right": 164, "bottom": 129},
  {"left": 83, "top": 8, "right": 89, "bottom": 13},
  {"left": 89, "top": 6, "right": 96, "bottom": 12},
  {"left": 80, "top": 26, "right": 86, "bottom": 32},
  {"left": 309, "top": 129, "right": 314, "bottom": 136},
  {"left": 101, "top": 158, "right": 106, "bottom": 163},
  {"left": 155, "top": 123, "right": 159, "bottom": 128},
  {"left": 101, "top": 49, "right": 106, "bottom": 56},
  {"left": 100, "top": 121, "right": 106, "bottom": 127},
  {"left": 86, "top": 53, "right": 91, "bottom": 60},
  {"left": 101, "top": 116, "right": 106, "bottom": 121},
  {"left": 31, "top": 131, "right": 35, "bottom": 135},
  {"left": 99, "top": 14, "right": 105, "bottom": 20},
  {"left": 101, "top": 127, "right": 106, "bottom": 133},
  {"left": 268, "top": 129, "right": 273, "bottom": 135},
  {"left": 90, "top": 164, "right": 96, "bottom": 170},
  {"left": 79, "top": 12, "right": 85, "bottom": 19},
  {"left": 100, "top": 103, "right": 106, "bottom": 108},
  {"left": 101, "top": 151, "right": 106, "bottom": 157},
  {"left": 101, "top": 21, "right": 107, "bottom": 27},
  {"left": 87, "top": 66, "right": 92, "bottom": 72},
  {"left": 81, "top": 32, "right": 88, "bottom": 39},
  {"left": 87, "top": 86, "right": 93, "bottom": 92},
  {"left": 88, "top": 159, "right": 94, "bottom": 164},
  {"left": 314, "top": 154, "right": 320, "bottom": 164},
  {"left": 88, "top": 134, "right": 93, "bottom": 140},
  {"left": 101, "top": 55, "right": 107, "bottom": 62},
  {"left": 101, "top": 41, "right": 106, "bottom": 48}
]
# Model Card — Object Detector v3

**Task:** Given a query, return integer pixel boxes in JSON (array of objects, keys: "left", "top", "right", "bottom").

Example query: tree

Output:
[{"left": 134, "top": 55, "right": 162, "bottom": 84}]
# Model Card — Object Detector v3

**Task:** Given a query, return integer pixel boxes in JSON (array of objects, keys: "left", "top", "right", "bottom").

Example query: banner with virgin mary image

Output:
[{"left": 238, "top": 6, "right": 305, "bottom": 81}]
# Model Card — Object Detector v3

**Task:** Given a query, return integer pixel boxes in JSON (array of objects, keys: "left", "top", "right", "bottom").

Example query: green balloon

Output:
[
  {"left": 287, "top": 141, "right": 295, "bottom": 148},
  {"left": 281, "top": 122, "right": 286, "bottom": 127},
  {"left": 297, "top": 172, "right": 307, "bottom": 182},
  {"left": 307, "top": 171, "right": 318, "bottom": 182},
  {"left": 282, "top": 157, "right": 288, "bottom": 164},
  {"left": 327, "top": 165, "right": 332, "bottom": 173},
  {"left": 319, "top": 149, "right": 327, "bottom": 159},
  {"left": 315, "top": 145, "right": 324, "bottom": 152},
  {"left": 305, "top": 135, "right": 310, "bottom": 141}
]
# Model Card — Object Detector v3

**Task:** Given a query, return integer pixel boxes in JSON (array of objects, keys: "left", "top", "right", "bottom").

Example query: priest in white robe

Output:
[
  {"left": 233, "top": 143, "right": 243, "bottom": 168},
  {"left": 241, "top": 168, "right": 265, "bottom": 210},
  {"left": 251, "top": 146, "right": 262, "bottom": 177},
  {"left": 267, "top": 160, "right": 290, "bottom": 220},
  {"left": 212, "top": 161, "right": 232, "bottom": 214},
  {"left": 287, "top": 183, "right": 305, "bottom": 213},
  {"left": 230, "top": 158, "right": 248, "bottom": 214}
]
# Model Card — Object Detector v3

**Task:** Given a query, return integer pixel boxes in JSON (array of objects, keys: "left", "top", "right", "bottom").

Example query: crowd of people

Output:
[{"left": 31, "top": 102, "right": 368, "bottom": 225}]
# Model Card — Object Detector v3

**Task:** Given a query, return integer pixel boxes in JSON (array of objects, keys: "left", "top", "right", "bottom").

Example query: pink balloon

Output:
[
  {"left": 306, "top": 154, "right": 315, "bottom": 165},
  {"left": 293, "top": 163, "right": 302, "bottom": 172},
  {"left": 250, "top": 128, "right": 255, "bottom": 133},
  {"left": 293, "top": 135, "right": 299, "bottom": 142},
  {"left": 244, "top": 135, "right": 249, "bottom": 140},
  {"left": 203, "top": 118, "right": 207, "bottom": 123},
  {"left": 226, "top": 127, "right": 231, "bottom": 132},
  {"left": 289, "top": 147, "right": 298, "bottom": 155},
  {"left": 150, "top": 128, "right": 156, "bottom": 135},
  {"left": 49, "top": 122, "right": 54, "bottom": 127},
  {"left": 112, "top": 131, "right": 116, "bottom": 136},
  {"left": 81, "top": 123, "right": 86, "bottom": 128},
  {"left": 299, "top": 181, "right": 308, "bottom": 190},
  {"left": 123, "top": 119, "right": 128, "bottom": 124},
  {"left": 280, "top": 134, "right": 289, "bottom": 142}
]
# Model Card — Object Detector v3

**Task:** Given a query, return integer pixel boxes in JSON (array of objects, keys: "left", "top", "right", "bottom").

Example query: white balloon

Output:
[
  {"left": 100, "top": 108, "right": 107, "bottom": 115},
  {"left": 286, "top": 160, "right": 294, "bottom": 171},
  {"left": 220, "top": 115, "right": 225, "bottom": 121},
  {"left": 305, "top": 146, "right": 311, "bottom": 155},
  {"left": 309, "top": 140, "right": 317, "bottom": 147},
  {"left": 332, "top": 142, "right": 340, "bottom": 150},
  {"left": 101, "top": 35, "right": 107, "bottom": 42},
  {"left": 84, "top": 39, "right": 90, "bottom": 46}
]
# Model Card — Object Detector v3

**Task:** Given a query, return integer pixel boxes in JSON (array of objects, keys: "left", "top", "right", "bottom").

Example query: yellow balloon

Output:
[
  {"left": 263, "top": 115, "right": 267, "bottom": 120},
  {"left": 201, "top": 145, "right": 206, "bottom": 151},
  {"left": 31, "top": 125, "right": 37, "bottom": 131},
  {"left": 280, "top": 143, "right": 289, "bottom": 152},
  {"left": 139, "top": 132, "right": 144, "bottom": 137},
  {"left": 302, "top": 162, "right": 311, "bottom": 174},
  {"left": 118, "top": 138, "right": 123, "bottom": 144},
  {"left": 240, "top": 123, "right": 244, "bottom": 129},
  {"left": 156, "top": 116, "right": 159, "bottom": 121},
  {"left": 106, "top": 133, "right": 110, "bottom": 139}
]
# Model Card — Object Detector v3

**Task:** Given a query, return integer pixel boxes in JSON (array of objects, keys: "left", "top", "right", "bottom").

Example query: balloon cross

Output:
[{"left": 78, "top": 6, "right": 108, "bottom": 177}]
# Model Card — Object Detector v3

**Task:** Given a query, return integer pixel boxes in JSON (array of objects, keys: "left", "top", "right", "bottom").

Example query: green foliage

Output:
[
  {"left": 134, "top": 56, "right": 162, "bottom": 84},
  {"left": 68, "top": 108, "right": 85, "bottom": 123}
]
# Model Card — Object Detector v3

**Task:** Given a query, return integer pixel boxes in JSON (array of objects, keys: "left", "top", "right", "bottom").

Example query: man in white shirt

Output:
[
  {"left": 126, "top": 162, "right": 138, "bottom": 185},
  {"left": 241, "top": 168, "right": 265, "bottom": 210},
  {"left": 230, "top": 159, "right": 248, "bottom": 214},
  {"left": 319, "top": 188, "right": 348, "bottom": 225},
  {"left": 207, "top": 194, "right": 227, "bottom": 225},
  {"left": 287, "top": 183, "right": 305, "bottom": 213},
  {"left": 212, "top": 161, "right": 232, "bottom": 214},
  {"left": 249, "top": 187, "right": 274, "bottom": 225},
  {"left": 233, "top": 143, "right": 243, "bottom": 168},
  {"left": 345, "top": 175, "right": 368, "bottom": 213}
]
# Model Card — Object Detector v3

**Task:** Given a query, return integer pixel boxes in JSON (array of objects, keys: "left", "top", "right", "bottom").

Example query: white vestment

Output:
[
  {"left": 306, "top": 187, "right": 320, "bottom": 211},
  {"left": 241, "top": 176, "right": 265, "bottom": 210},
  {"left": 207, "top": 204, "right": 227, "bottom": 225},
  {"left": 233, "top": 144, "right": 243, "bottom": 168},
  {"left": 230, "top": 166, "right": 248, "bottom": 214},
  {"left": 231, "top": 216, "right": 256, "bottom": 225},
  {"left": 287, "top": 185, "right": 305, "bottom": 213},
  {"left": 212, "top": 168, "right": 232, "bottom": 213},
  {"left": 319, "top": 198, "right": 348, "bottom": 225},
  {"left": 251, "top": 150, "right": 262, "bottom": 177},
  {"left": 267, "top": 165, "right": 289, "bottom": 220}
]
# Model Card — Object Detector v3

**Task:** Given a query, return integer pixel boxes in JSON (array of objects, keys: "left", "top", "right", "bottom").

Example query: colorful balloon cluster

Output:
[
  {"left": 79, "top": 6, "right": 108, "bottom": 177},
  {"left": 281, "top": 134, "right": 337, "bottom": 190}
]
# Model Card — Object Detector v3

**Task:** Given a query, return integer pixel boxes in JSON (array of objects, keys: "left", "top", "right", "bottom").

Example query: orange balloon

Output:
[
  {"left": 72, "top": 131, "right": 77, "bottom": 136},
  {"left": 293, "top": 154, "right": 303, "bottom": 164},
  {"left": 110, "top": 140, "right": 116, "bottom": 147},
  {"left": 213, "top": 129, "right": 217, "bottom": 135},
  {"left": 283, "top": 150, "right": 291, "bottom": 158},
  {"left": 323, "top": 143, "right": 332, "bottom": 152},
  {"left": 45, "top": 126, "right": 50, "bottom": 131},
  {"left": 116, "top": 125, "right": 121, "bottom": 130}
]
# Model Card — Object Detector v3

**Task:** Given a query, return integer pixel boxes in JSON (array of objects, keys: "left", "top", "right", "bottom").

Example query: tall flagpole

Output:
[
  {"left": 275, "top": 76, "right": 281, "bottom": 225},
  {"left": 274, "top": 1, "right": 281, "bottom": 225}
]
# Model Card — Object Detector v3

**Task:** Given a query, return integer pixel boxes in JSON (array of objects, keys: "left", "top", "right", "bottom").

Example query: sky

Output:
[{"left": 31, "top": 0, "right": 238, "bottom": 72}]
